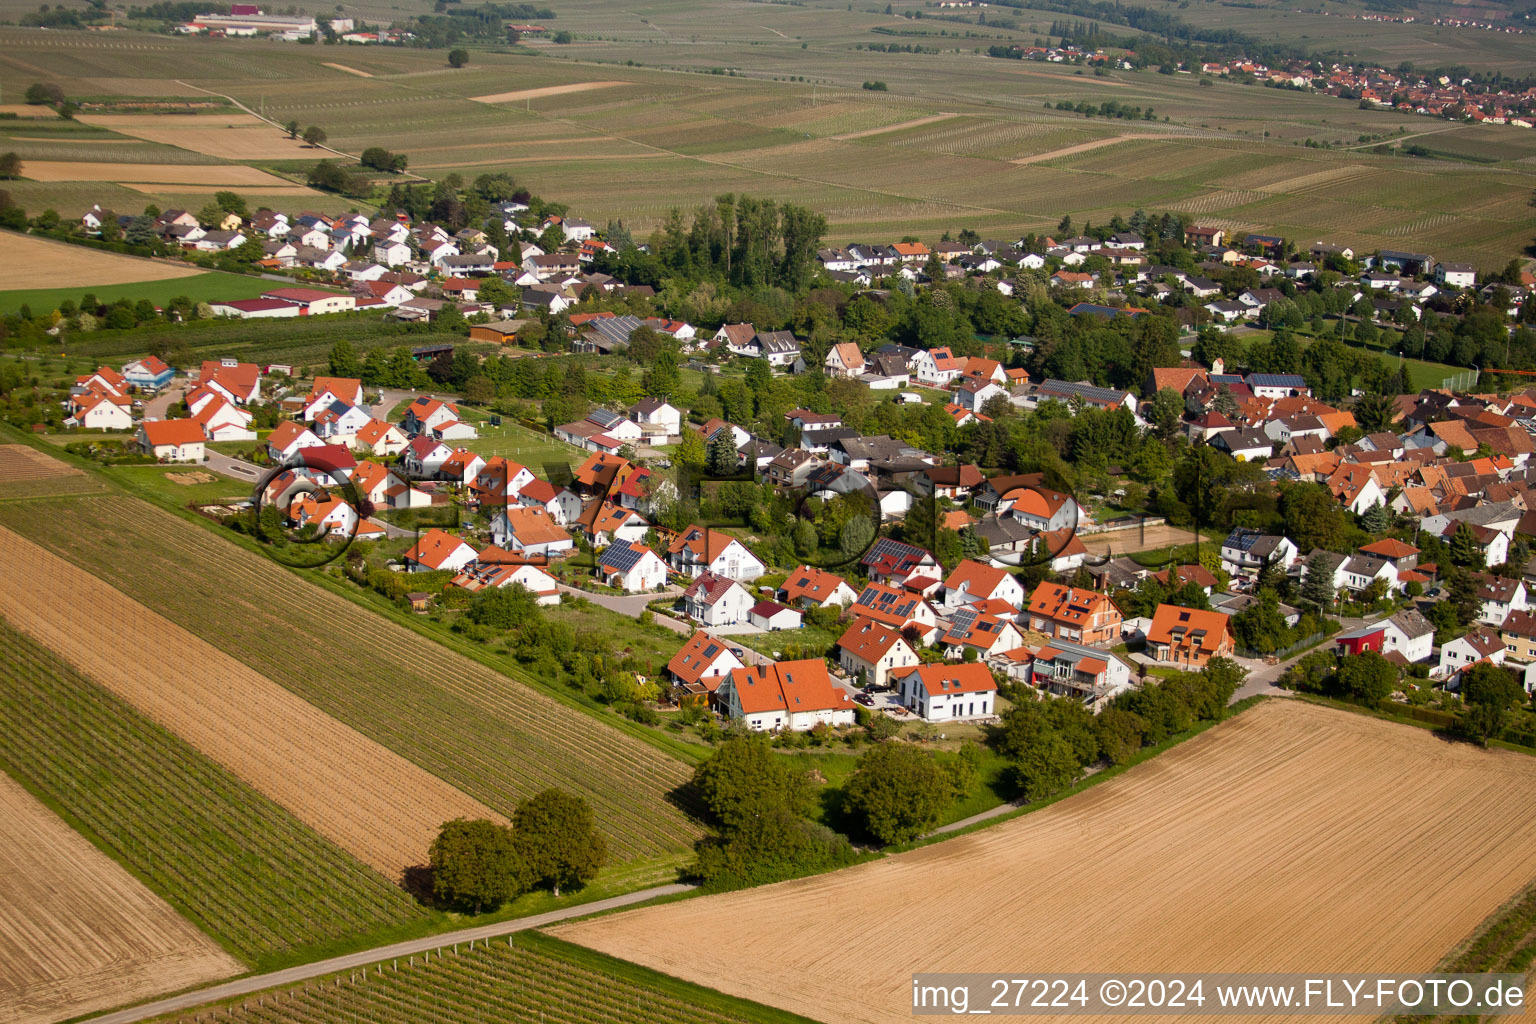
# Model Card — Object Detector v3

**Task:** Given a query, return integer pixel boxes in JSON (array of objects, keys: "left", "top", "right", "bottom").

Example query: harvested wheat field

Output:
[
  {"left": 20, "top": 159, "right": 290, "bottom": 185},
  {"left": 0, "top": 772, "right": 239, "bottom": 1024},
  {"left": 0, "top": 233, "right": 203, "bottom": 290},
  {"left": 77, "top": 113, "right": 321, "bottom": 161},
  {"left": 560, "top": 701, "right": 1536, "bottom": 1024},
  {"left": 471, "top": 80, "right": 630, "bottom": 104},
  {"left": 0, "top": 523, "right": 499, "bottom": 881}
]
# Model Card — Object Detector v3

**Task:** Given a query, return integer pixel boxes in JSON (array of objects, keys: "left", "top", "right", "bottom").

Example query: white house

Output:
[
  {"left": 517, "top": 480, "right": 584, "bottom": 525},
  {"left": 402, "top": 529, "right": 478, "bottom": 574},
  {"left": 629, "top": 398, "right": 682, "bottom": 438},
  {"left": 893, "top": 662, "right": 997, "bottom": 722},
  {"left": 451, "top": 560, "right": 562, "bottom": 606},
  {"left": 749, "top": 600, "right": 803, "bottom": 631},
  {"left": 1438, "top": 629, "right": 1506, "bottom": 684},
  {"left": 1476, "top": 575, "right": 1528, "bottom": 627},
  {"left": 667, "top": 630, "right": 744, "bottom": 691},
  {"left": 68, "top": 392, "right": 134, "bottom": 431},
  {"left": 913, "top": 346, "right": 964, "bottom": 387},
  {"left": 941, "top": 559, "right": 1027, "bottom": 612},
  {"left": 489, "top": 506, "right": 574, "bottom": 559},
  {"left": 1221, "top": 528, "right": 1299, "bottom": 573},
  {"left": 266, "top": 421, "right": 326, "bottom": 464},
  {"left": 402, "top": 435, "right": 453, "bottom": 479},
  {"left": 837, "top": 617, "right": 919, "bottom": 688},
  {"left": 191, "top": 395, "right": 256, "bottom": 442},
  {"left": 597, "top": 540, "right": 669, "bottom": 592},
  {"left": 1382, "top": 608, "right": 1435, "bottom": 663},
  {"left": 352, "top": 419, "right": 409, "bottom": 457},
  {"left": 668, "top": 525, "right": 765, "bottom": 581},
  {"left": 138, "top": 419, "right": 206, "bottom": 462},
  {"left": 683, "top": 571, "right": 755, "bottom": 626},
  {"left": 717, "top": 661, "right": 856, "bottom": 732}
]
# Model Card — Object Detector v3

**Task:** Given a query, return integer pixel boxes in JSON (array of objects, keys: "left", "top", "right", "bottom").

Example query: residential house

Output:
[
  {"left": 1475, "top": 574, "right": 1528, "bottom": 626},
  {"left": 942, "top": 559, "right": 1027, "bottom": 612},
  {"left": 121, "top": 356, "right": 175, "bottom": 391},
  {"left": 861, "top": 538, "right": 940, "bottom": 588},
  {"left": 1382, "top": 608, "right": 1435, "bottom": 663},
  {"left": 666, "top": 630, "right": 744, "bottom": 695},
  {"left": 824, "top": 342, "right": 866, "bottom": 378},
  {"left": 1145, "top": 604, "right": 1234, "bottom": 667},
  {"left": 779, "top": 566, "right": 858, "bottom": 609},
  {"left": 516, "top": 480, "right": 583, "bottom": 525},
  {"left": 449, "top": 560, "right": 561, "bottom": 605},
  {"left": 402, "top": 529, "right": 477, "bottom": 574},
  {"left": 837, "top": 617, "right": 920, "bottom": 687},
  {"left": 1003, "top": 638, "right": 1134, "bottom": 706},
  {"left": 668, "top": 525, "right": 765, "bottom": 580},
  {"left": 577, "top": 501, "right": 649, "bottom": 547},
  {"left": 401, "top": 435, "right": 453, "bottom": 479},
  {"left": 137, "top": 419, "right": 205, "bottom": 462},
  {"left": 1439, "top": 629, "right": 1506, "bottom": 684},
  {"left": 352, "top": 418, "right": 408, "bottom": 457},
  {"left": 683, "top": 571, "right": 755, "bottom": 626},
  {"left": 939, "top": 607, "right": 1025, "bottom": 660},
  {"left": 1212, "top": 427, "right": 1274, "bottom": 461},
  {"left": 893, "top": 662, "right": 997, "bottom": 722},
  {"left": 597, "top": 540, "right": 669, "bottom": 593},
  {"left": 1026, "top": 582, "right": 1124, "bottom": 645},
  {"left": 717, "top": 661, "right": 856, "bottom": 732},
  {"left": 489, "top": 506, "right": 573, "bottom": 559},
  {"left": 67, "top": 392, "right": 133, "bottom": 430},
  {"left": 1221, "top": 527, "right": 1299, "bottom": 573}
]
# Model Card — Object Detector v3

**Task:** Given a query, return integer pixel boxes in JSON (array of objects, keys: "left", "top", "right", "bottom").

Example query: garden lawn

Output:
[
  {"left": 461, "top": 415, "right": 584, "bottom": 477},
  {"left": 0, "top": 270, "right": 275, "bottom": 315}
]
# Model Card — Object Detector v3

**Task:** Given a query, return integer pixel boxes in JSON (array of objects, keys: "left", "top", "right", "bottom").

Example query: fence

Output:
[
  {"left": 1235, "top": 631, "right": 1327, "bottom": 661},
  {"left": 1441, "top": 367, "right": 1480, "bottom": 391}
]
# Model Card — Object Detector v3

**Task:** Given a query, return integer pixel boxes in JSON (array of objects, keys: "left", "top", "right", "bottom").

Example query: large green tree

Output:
[
  {"left": 1461, "top": 661, "right": 1522, "bottom": 744},
  {"left": 843, "top": 742, "right": 956, "bottom": 845},
  {"left": 1336, "top": 650, "right": 1397, "bottom": 705},
  {"left": 429, "top": 818, "right": 527, "bottom": 914},
  {"left": 512, "top": 789, "right": 608, "bottom": 896}
]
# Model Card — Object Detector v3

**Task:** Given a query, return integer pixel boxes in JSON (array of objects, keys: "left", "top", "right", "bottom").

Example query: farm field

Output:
[
  {"left": 76, "top": 112, "right": 324, "bottom": 160},
  {"left": 0, "top": 519, "right": 500, "bottom": 882},
  {"left": 0, "top": 443, "right": 109, "bottom": 498},
  {"left": 146, "top": 933, "right": 818, "bottom": 1024},
  {"left": 0, "top": 770, "right": 239, "bottom": 1024},
  {"left": 0, "top": 266, "right": 275, "bottom": 314},
  {"left": 0, "top": 30, "right": 1530, "bottom": 262},
  {"left": 558, "top": 700, "right": 1536, "bottom": 1024},
  {"left": 0, "top": 619, "right": 429, "bottom": 964},
  {"left": 0, "top": 492, "right": 704, "bottom": 861},
  {"left": 0, "top": 231, "right": 204, "bottom": 291}
]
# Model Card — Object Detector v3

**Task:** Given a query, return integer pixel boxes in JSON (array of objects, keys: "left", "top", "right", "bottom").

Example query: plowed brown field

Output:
[
  {"left": 0, "top": 443, "right": 107, "bottom": 498},
  {"left": 0, "top": 523, "right": 499, "bottom": 881},
  {"left": 559, "top": 701, "right": 1536, "bottom": 1024},
  {"left": 0, "top": 772, "right": 239, "bottom": 1024},
  {"left": 0, "top": 234, "right": 203, "bottom": 290}
]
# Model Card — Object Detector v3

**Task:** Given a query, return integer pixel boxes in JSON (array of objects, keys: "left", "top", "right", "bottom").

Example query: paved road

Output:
[
  {"left": 141, "top": 385, "right": 183, "bottom": 421},
  {"left": 205, "top": 450, "right": 264, "bottom": 486},
  {"left": 555, "top": 582, "right": 686, "bottom": 624},
  {"left": 82, "top": 883, "right": 695, "bottom": 1024},
  {"left": 368, "top": 387, "right": 422, "bottom": 422}
]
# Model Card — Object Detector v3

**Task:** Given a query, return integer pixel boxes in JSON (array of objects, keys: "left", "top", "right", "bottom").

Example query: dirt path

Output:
[
  {"left": 323, "top": 62, "right": 372, "bottom": 77},
  {"left": 470, "top": 81, "right": 631, "bottom": 104},
  {"left": 831, "top": 112, "right": 959, "bottom": 141},
  {"left": 0, "top": 773, "right": 239, "bottom": 1024},
  {"left": 1011, "top": 133, "right": 1163, "bottom": 165},
  {"left": 0, "top": 524, "right": 500, "bottom": 881}
]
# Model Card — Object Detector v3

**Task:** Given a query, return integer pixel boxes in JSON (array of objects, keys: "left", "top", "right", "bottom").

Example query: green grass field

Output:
[
  {"left": 462, "top": 415, "right": 585, "bottom": 476},
  {"left": 0, "top": 619, "right": 429, "bottom": 964},
  {"left": 0, "top": 492, "right": 704, "bottom": 862},
  {"left": 0, "top": 270, "right": 279, "bottom": 316},
  {"left": 149, "top": 932, "right": 822, "bottom": 1024}
]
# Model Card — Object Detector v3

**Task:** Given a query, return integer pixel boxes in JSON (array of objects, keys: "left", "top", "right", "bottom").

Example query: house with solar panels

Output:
[
  {"left": 1220, "top": 527, "right": 1299, "bottom": 575},
  {"left": 1244, "top": 373, "right": 1311, "bottom": 400},
  {"left": 597, "top": 540, "right": 669, "bottom": 592},
  {"left": 554, "top": 407, "right": 644, "bottom": 454}
]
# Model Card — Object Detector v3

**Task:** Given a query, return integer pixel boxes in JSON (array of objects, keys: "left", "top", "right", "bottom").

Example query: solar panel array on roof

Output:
[
  {"left": 1038, "top": 379, "right": 1129, "bottom": 404},
  {"left": 588, "top": 407, "right": 623, "bottom": 429},
  {"left": 600, "top": 542, "right": 645, "bottom": 571},
  {"left": 862, "top": 537, "right": 929, "bottom": 571},
  {"left": 1246, "top": 373, "right": 1307, "bottom": 388},
  {"left": 1224, "top": 528, "right": 1264, "bottom": 551}
]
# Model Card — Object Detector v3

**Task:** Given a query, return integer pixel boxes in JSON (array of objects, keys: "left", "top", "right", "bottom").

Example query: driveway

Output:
[
  {"left": 205, "top": 450, "right": 263, "bottom": 486},
  {"left": 142, "top": 386, "right": 182, "bottom": 420},
  {"left": 369, "top": 387, "right": 423, "bottom": 422},
  {"left": 555, "top": 583, "right": 690, "bottom": 632}
]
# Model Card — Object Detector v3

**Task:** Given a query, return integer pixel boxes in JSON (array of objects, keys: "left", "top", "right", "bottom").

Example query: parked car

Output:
[{"left": 854, "top": 693, "right": 875, "bottom": 706}]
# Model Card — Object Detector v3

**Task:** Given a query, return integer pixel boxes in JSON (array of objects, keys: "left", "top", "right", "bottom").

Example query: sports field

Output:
[
  {"left": 0, "top": 771, "right": 239, "bottom": 1024},
  {"left": 559, "top": 700, "right": 1536, "bottom": 1023},
  {"left": 0, "top": 493, "right": 703, "bottom": 862},
  {"left": 0, "top": 521, "right": 499, "bottom": 882}
]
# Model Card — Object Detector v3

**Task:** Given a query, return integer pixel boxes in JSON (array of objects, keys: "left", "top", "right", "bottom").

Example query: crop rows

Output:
[
  {"left": 0, "top": 618, "right": 427, "bottom": 962},
  {"left": 157, "top": 937, "right": 803, "bottom": 1024},
  {"left": 0, "top": 496, "right": 702, "bottom": 860}
]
